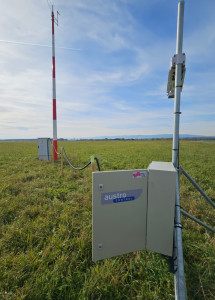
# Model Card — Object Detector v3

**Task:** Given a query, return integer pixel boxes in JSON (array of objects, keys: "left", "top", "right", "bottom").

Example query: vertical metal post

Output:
[
  {"left": 52, "top": 5, "right": 58, "bottom": 160},
  {"left": 61, "top": 147, "right": 63, "bottom": 174},
  {"left": 172, "top": 1, "right": 186, "bottom": 299},
  {"left": 174, "top": 170, "right": 186, "bottom": 299},
  {"left": 172, "top": 1, "right": 184, "bottom": 168},
  {"left": 91, "top": 156, "right": 96, "bottom": 172}
]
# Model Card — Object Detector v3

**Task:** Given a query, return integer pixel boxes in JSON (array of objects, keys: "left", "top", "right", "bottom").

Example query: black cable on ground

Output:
[{"left": 94, "top": 157, "right": 101, "bottom": 171}]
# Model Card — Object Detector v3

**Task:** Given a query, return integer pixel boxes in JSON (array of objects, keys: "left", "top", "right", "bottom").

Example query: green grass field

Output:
[{"left": 0, "top": 140, "right": 214, "bottom": 299}]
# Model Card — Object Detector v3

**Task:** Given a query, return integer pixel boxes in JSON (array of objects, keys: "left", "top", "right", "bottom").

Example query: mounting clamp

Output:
[
  {"left": 167, "top": 53, "right": 186, "bottom": 99},
  {"left": 174, "top": 223, "right": 183, "bottom": 229},
  {"left": 172, "top": 53, "right": 186, "bottom": 66}
]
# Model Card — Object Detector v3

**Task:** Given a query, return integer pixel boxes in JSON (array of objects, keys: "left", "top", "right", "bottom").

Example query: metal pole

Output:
[
  {"left": 172, "top": 2, "right": 186, "bottom": 299},
  {"left": 180, "top": 209, "right": 215, "bottom": 233},
  {"left": 52, "top": 6, "right": 58, "bottom": 161},
  {"left": 172, "top": 1, "right": 185, "bottom": 168},
  {"left": 175, "top": 170, "right": 186, "bottom": 300},
  {"left": 180, "top": 166, "right": 215, "bottom": 209}
]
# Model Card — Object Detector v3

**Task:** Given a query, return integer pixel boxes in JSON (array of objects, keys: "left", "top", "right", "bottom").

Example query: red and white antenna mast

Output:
[{"left": 51, "top": 4, "right": 59, "bottom": 160}]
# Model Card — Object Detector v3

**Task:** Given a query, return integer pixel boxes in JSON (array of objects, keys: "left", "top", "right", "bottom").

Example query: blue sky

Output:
[{"left": 0, "top": 0, "right": 215, "bottom": 139}]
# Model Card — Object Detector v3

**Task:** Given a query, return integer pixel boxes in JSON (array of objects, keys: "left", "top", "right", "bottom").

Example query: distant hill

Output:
[
  {"left": 78, "top": 134, "right": 215, "bottom": 140},
  {"left": 1, "top": 135, "right": 214, "bottom": 142}
]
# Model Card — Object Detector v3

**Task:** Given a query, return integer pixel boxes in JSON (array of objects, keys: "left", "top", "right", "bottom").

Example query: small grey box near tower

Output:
[{"left": 38, "top": 138, "right": 52, "bottom": 161}]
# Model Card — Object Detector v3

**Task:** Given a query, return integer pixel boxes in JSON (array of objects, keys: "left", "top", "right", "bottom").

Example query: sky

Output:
[{"left": 0, "top": 0, "right": 215, "bottom": 139}]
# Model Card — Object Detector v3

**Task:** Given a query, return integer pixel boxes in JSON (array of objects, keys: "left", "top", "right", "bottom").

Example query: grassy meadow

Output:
[{"left": 0, "top": 140, "right": 214, "bottom": 299}]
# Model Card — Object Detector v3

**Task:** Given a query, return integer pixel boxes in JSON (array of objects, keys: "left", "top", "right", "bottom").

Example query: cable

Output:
[
  {"left": 94, "top": 157, "right": 101, "bottom": 171},
  {"left": 51, "top": 145, "right": 101, "bottom": 171},
  {"left": 62, "top": 148, "right": 91, "bottom": 171},
  {"left": 0, "top": 39, "right": 81, "bottom": 51},
  {"left": 47, "top": 0, "right": 52, "bottom": 11},
  {"left": 52, "top": 143, "right": 61, "bottom": 155}
]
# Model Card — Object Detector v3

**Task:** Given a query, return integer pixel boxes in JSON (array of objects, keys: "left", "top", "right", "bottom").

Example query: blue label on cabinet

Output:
[{"left": 101, "top": 189, "right": 142, "bottom": 205}]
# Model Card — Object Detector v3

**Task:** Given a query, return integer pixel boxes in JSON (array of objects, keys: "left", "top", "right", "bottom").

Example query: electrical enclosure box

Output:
[
  {"left": 92, "top": 162, "right": 176, "bottom": 261},
  {"left": 38, "top": 138, "right": 51, "bottom": 161},
  {"left": 146, "top": 162, "right": 176, "bottom": 256},
  {"left": 92, "top": 170, "right": 148, "bottom": 262}
]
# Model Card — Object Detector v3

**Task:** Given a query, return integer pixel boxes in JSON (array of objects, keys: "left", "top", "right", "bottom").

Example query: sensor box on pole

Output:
[
  {"left": 38, "top": 138, "right": 51, "bottom": 161},
  {"left": 92, "top": 169, "right": 148, "bottom": 262}
]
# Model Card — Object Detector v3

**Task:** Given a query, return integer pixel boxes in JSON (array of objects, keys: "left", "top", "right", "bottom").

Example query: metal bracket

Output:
[
  {"left": 172, "top": 53, "right": 186, "bottom": 66},
  {"left": 167, "top": 54, "right": 186, "bottom": 99},
  {"left": 168, "top": 251, "right": 178, "bottom": 274}
]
